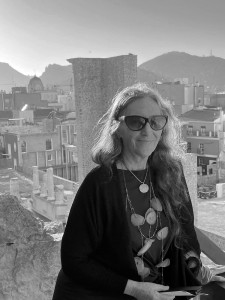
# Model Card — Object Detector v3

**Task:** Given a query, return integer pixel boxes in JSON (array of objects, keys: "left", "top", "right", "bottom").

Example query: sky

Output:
[{"left": 1, "top": 0, "right": 225, "bottom": 76}]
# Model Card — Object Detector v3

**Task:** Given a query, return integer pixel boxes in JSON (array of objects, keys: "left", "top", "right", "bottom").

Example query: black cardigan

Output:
[{"left": 52, "top": 164, "right": 201, "bottom": 300}]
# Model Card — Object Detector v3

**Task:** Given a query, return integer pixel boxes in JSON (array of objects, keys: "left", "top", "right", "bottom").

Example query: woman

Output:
[{"left": 52, "top": 83, "right": 218, "bottom": 300}]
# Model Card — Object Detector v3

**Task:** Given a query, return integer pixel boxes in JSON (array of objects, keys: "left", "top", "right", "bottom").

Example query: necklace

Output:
[
  {"left": 122, "top": 161, "right": 149, "bottom": 193},
  {"left": 122, "top": 170, "right": 167, "bottom": 284}
]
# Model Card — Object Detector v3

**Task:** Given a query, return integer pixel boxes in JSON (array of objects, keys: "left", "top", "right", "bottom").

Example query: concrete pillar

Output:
[
  {"left": 47, "top": 167, "right": 55, "bottom": 200},
  {"left": 182, "top": 153, "right": 198, "bottom": 225},
  {"left": 67, "top": 54, "right": 137, "bottom": 183},
  {"left": 55, "top": 185, "right": 64, "bottom": 204},
  {"left": 10, "top": 177, "right": 20, "bottom": 200},
  {"left": 40, "top": 173, "right": 47, "bottom": 197},
  {"left": 32, "top": 166, "right": 40, "bottom": 194}
]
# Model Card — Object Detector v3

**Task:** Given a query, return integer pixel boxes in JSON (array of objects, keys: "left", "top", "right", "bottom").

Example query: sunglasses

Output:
[{"left": 118, "top": 115, "right": 168, "bottom": 131}]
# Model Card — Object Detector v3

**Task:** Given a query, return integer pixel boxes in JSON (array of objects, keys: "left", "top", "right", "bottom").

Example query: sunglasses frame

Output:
[{"left": 118, "top": 115, "right": 168, "bottom": 131}]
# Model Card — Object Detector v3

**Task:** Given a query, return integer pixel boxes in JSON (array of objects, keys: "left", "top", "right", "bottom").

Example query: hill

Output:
[
  {"left": 40, "top": 64, "right": 73, "bottom": 90},
  {"left": 139, "top": 51, "right": 225, "bottom": 91},
  {"left": 0, "top": 62, "right": 30, "bottom": 92},
  {"left": 2, "top": 52, "right": 225, "bottom": 93},
  {"left": 137, "top": 68, "right": 171, "bottom": 85}
]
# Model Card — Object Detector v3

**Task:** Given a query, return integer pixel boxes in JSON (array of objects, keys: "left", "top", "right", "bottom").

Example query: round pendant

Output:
[{"left": 139, "top": 183, "right": 149, "bottom": 193}]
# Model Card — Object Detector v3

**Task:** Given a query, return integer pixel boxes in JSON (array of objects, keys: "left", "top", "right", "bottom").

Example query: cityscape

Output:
[{"left": 1, "top": 0, "right": 225, "bottom": 299}]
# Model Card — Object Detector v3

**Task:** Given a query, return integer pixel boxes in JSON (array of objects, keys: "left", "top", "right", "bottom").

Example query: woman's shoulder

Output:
[{"left": 83, "top": 164, "right": 115, "bottom": 185}]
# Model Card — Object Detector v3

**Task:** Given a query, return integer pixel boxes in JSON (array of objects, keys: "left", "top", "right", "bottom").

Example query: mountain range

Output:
[{"left": 1, "top": 51, "right": 225, "bottom": 93}]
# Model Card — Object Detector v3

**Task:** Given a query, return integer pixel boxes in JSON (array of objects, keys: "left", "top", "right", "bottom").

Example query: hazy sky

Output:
[{"left": 1, "top": 0, "right": 225, "bottom": 76}]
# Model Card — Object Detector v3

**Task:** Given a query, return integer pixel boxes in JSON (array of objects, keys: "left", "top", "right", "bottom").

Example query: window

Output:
[
  {"left": 63, "top": 148, "right": 66, "bottom": 163},
  {"left": 21, "top": 141, "right": 27, "bottom": 153},
  {"left": 47, "top": 154, "right": 52, "bottom": 161},
  {"left": 187, "top": 125, "right": 193, "bottom": 135},
  {"left": 62, "top": 126, "right": 68, "bottom": 144},
  {"left": 7, "top": 144, "right": 12, "bottom": 159},
  {"left": 209, "top": 168, "right": 213, "bottom": 175},
  {"left": 187, "top": 142, "right": 191, "bottom": 153},
  {"left": 199, "top": 143, "right": 204, "bottom": 154},
  {"left": 200, "top": 126, "right": 206, "bottom": 136},
  {"left": 46, "top": 139, "right": 52, "bottom": 150},
  {"left": 199, "top": 158, "right": 204, "bottom": 165}
]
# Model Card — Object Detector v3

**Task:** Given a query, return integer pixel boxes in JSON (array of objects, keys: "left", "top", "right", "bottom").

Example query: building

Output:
[
  {"left": 0, "top": 92, "right": 13, "bottom": 110},
  {"left": 13, "top": 92, "right": 48, "bottom": 110},
  {"left": 0, "top": 110, "right": 13, "bottom": 124},
  {"left": 12, "top": 87, "right": 27, "bottom": 94},
  {"left": 210, "top": 93, "right": 225, "bottom": 109},
  {"left": 28, "top": 76, "right": 44, "bottom": 93},
  {"left": 156, "top": 82, "right": 204, "bottom": 116},
  {"left": 58, "top": 93, "right": 76, "bottom": 111},
  {"left": 0, "top": 119, "right": 78, "bottom": 181},
  {"left": 181, "top": 106, "right": 225, "bottom": 184}
]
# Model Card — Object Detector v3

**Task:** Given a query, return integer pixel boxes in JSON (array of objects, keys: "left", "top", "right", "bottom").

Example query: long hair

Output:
[{"left": 92, "top": 83, "right": 190, "bottom": 247}]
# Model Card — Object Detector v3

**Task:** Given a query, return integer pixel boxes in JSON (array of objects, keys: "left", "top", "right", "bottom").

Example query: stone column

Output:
[
  {"left": 47, "top": 167, "right": 55, "bottom": 200},
  {"left": 10, "top": 177, "right": 20, "bottom": 200},
  {"left": 67, "top": 54, "right": 137, "bottom": 183},
  {"left": 182, "top": 153, "right": 198, "bottom": 225},
  {"left": 32, "top": 166, "right": 40, "bottom": 194},
  {"left": 55, "top": 185, "right": 64, "bottom": 204},
  {"left": 40, "top": 173, "right": 47, "bottom": 197}
]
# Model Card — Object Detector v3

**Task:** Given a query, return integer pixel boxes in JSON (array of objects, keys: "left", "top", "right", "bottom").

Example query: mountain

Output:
[
  {"left": 2, "top": 51, "right": 225, "bottom": 93},
  {"left": 40, "top": 64, "right": 73, "bottom": 90},
  {"left": 0, "top": 62, "right": 30, "bottom": 92},
  {"left": 137, "top": 68, "right": 171, "bottom": 85},
  {"left": 40, "top": 64, "right": 166, "bottom": 91},
  {"left": 40, "top": 64, "right": 165, "bottom": 90},
  {"left": 139, "top": 51, "right": 225, "bottom": 91}
]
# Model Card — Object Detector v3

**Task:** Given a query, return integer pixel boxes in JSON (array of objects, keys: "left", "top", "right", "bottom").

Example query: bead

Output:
[
  {"left": 151, "top": 197, "right": 163, "bottom": 211},
  {"left": 156, "top": 227, "right": 168, "bottom": 240},
  {"left": 156, "top": 258, "right": 170, "bottom": 268},
  {"left": 137, "top": 239, "right": 155, "bottom": 256},
  {"left": 134, "top": 256, "right": 144, "bottom": 273},
  {"left": 131, "top": 213, "right": 145, "bottom": 226}
]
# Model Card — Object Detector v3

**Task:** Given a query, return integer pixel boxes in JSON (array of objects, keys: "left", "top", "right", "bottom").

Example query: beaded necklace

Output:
[{"left": 122, "top": 168, "right": 167, "bottom": 284}]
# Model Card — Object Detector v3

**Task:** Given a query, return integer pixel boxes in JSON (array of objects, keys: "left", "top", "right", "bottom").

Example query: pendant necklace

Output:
[
  {"left": 122, "top": 161, "right": 149, "bottom": 193},
  {"left": 122, "top": 169, "right": 167, "bottom": 284}
]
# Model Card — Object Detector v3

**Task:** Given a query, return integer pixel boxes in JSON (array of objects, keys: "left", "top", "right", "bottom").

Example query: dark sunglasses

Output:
[{"left": 118, "top": 115, "right": 168, "bottom": 131}]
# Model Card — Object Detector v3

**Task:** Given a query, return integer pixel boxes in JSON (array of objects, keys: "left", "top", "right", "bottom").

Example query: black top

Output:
[{"left": 52, "top": 164, "right": 201, "bottom": 300}]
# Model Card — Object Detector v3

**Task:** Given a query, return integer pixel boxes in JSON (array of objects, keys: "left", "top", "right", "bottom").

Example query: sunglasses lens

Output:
[
  {"left": 125, "top": 116, "right": 146, "bottom": 130},
  {"left": 150, "top": 116, "right": 167, "bottom": 130}
]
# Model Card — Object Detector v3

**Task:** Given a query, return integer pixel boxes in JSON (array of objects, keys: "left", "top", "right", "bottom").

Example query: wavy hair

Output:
[{"left": 92, "top": 82, "right": 191, "bottom": 247}]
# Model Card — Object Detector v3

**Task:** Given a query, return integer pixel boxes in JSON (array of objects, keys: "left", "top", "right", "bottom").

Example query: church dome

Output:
[{"left": 28, "top": 76, "right": 44, "bottom": 93}]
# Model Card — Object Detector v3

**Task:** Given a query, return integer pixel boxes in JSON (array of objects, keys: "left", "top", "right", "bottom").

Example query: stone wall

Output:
[
  {"left": 0, "top": 194, "right": 61, "bottom": 300},
  {"left": 200, "top": 228, "right": 225, "bottom": 251},
  {"left": 68, "top": 54, "right": 137, "bottom": 182}
]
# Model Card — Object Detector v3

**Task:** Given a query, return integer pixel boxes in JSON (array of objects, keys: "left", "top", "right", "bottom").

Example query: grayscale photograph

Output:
[{"left": 0, "top": 0, "right": 225, "bottom": 299}]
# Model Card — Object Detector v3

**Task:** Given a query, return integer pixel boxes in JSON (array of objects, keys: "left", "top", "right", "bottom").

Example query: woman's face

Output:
[{"left": 118, "top": 96, "right": 163, "bottom": 163}]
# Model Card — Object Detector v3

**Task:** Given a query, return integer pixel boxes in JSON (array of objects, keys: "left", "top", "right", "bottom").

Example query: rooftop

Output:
[
  {"left": 180, "top": 108, "right": 221, "bottom": 122},
  {"left": 0, "top": 124, "right": 57, "bottom": 135}
]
